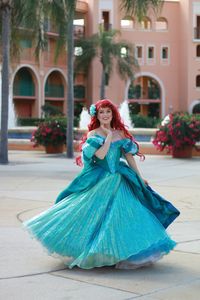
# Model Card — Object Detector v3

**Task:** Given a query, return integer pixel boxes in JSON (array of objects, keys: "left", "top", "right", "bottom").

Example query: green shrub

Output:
[
  {"left": 17, "top": 116, "right": 79, "bottom": 127},
  {"left": 17, "top": 118, "right": 44, "bottom": 126},
  {"left": 41, "top": 103, "right": 64, "bottom": 117},
  {"left": 130, "top": 114, "right": 161, "bottom": 128}
]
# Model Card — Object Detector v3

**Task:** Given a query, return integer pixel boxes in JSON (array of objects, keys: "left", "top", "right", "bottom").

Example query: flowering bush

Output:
[
  {"left": 152, "top": 113, "right": 200, "bottom": 153},
  {"left": 31, "top": 119, "right": 66, "bottom": 147}
]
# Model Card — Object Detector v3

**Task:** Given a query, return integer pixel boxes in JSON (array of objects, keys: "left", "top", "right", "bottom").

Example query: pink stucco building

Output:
[
  {"left": 8, "top": 0, "right": 200, "bottom": 119},
  {"left": 86, "top": 0, "right": 200, "bottom": 118}
]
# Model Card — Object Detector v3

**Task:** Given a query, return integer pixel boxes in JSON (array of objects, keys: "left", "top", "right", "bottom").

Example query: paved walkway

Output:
[{"left": 0, "top": 151, "right": 199, "bottom": 300}]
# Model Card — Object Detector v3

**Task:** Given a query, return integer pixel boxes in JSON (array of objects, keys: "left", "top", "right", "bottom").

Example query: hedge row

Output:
[{"left": 17, "top": 116, "right": 80, "bottom": 127}]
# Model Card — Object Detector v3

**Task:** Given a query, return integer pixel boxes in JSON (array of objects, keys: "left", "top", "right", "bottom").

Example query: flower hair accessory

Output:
[{"left": 89, "top": 104, "right": 96, "bottom": 116}]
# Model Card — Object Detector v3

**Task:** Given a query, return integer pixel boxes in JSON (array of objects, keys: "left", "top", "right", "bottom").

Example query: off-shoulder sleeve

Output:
[
  {"left": 121, "top": 138, "right": 139, "bottom": 155},
  {"left": 82, "top": 136, "right": 104, "bottom": 161}
]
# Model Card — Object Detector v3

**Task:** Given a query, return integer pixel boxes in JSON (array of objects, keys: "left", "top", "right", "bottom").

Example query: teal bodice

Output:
[{"left": 82, "top": 134, "right": 139, "bottom": 174}]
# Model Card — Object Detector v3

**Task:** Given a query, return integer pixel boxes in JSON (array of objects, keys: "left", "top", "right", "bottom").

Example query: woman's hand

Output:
[
  {"left": 100, "top": 125, "right": 113, "bottom": 137},
  {"left": 94, "top": 126, "right": 113, "bottom": 160}
]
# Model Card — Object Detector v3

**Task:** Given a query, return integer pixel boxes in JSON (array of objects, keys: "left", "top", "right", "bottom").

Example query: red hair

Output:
[{"left": 76, "top": 99, "right": 144, "bottom": 166}]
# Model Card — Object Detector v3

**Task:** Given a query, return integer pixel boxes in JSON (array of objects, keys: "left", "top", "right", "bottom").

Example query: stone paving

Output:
[{"left": 0, "top": 151, "right": 199, "bottom": 300}]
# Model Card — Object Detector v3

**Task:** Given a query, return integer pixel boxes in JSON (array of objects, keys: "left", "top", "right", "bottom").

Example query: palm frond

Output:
[
  {"left": 74, "top": 35, "right": 98, "bottom": 74},
  {"left": 120, "top": 0, "right": 164, "bottom": 21},
  {"left": 74, "top": 28, "right": 139, "bottom": 86},
  {"left": 99, "top": 29, "right": 120, "bottom": 73},
  {"left": 0, "top": 0, "right": 28, "bottom": 61}
]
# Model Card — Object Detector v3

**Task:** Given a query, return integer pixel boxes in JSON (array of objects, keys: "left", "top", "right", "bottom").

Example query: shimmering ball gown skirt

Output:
[{"left": 23, "top": 135, "right": 180, "bottom": 269}]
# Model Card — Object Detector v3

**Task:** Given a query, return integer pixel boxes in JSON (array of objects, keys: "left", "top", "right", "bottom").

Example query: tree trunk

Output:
[
  {"left": 0, "top": 6, "right": 11, "bottom": 164},
  {"left": 100, "top": 67, "right": 106, "bottom": 100},
  {"left": 66, "top": 14, "right": 74, "bottom": 158}
]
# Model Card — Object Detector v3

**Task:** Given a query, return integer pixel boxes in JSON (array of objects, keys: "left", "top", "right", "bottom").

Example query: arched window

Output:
[
  {"left": 196, "top": 75, "right": 200, "bottom": 87},
  {"left": 121, "top": 16, "right": 134, "bottom": 29},
  {"left": 196, "top": 45, "right": 200, "bottom": 57},
  {"left": 155, "top": 17, "right": 168, "bottom": 31},
  {"left": 45, "top": 71, "right": 64, "bottom": 98},
  {"left": 13, "top": 68, "right": 35, "bottom": 96},
  {"left": 192, "top": 102, "right": 200, "bottom": 113},
  {"left": 128, "top": 84, "right": 141, "bottom": 99},
  {"left": 140, "top": 17, "right": 151, "bottom": 30}
]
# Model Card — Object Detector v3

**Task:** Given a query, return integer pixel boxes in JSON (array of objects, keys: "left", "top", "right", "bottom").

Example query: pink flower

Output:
[{"left": 45, "top": 128, "right": 52, "bottom": 133}]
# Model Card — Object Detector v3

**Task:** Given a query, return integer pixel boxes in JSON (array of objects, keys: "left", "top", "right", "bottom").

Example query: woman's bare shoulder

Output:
[{"left": 87, "top": 130, "right": 96, "bottom": 138}]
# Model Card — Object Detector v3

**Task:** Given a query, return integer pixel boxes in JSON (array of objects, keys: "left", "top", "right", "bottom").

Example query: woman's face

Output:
[{"left": 97, "top": 106, "right": 113, "bottom": 126}]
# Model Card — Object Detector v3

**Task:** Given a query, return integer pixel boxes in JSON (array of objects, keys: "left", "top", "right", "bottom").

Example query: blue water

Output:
[
  {"left": 8, "top": 132, "right": 152, "bottom": 142},
  {"left": 8, "top": 132, "right": 32, "bottom": 139}
]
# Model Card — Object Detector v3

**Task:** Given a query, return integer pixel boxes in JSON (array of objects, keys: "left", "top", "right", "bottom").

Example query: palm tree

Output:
[
  {"left": 0, "top": 0, "right": 77, "bottom": 162},
  {"left": 45, "top": 0, "right": 77, "bottom": 158},
  {"left": 63, "top": 1, "right": 77, "bottom": 159},
  {"left": 0, "top": 1, "right": 11, "bottom": 164},
  {"left": 120, "top": 0, "right": 164, "bottom": 21},
  {"left": 0, "top": 0, "right": 51, "bottom": 164},
  {"left": 75, "top": 28, "right": 139, "bottom": 99}
]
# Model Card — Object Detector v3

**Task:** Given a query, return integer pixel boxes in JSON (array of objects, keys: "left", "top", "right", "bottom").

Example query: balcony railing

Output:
[
  {"left": 14, "top": 83, "right": 35, "bottom": 97},
  {"left": 194, "top": 27, "right": 200, "bottom": 39},
  {"left": 128, "top": 87, "right": 160, "bottom": 100},
  {"left": 99, "top": 23, "right": 112, "bottom": 31},
  {"left": 44, "top": 21, "right": 85, "bottom": 38},
  {"left": 45, "top": 84, "right": 64, "bottom": 98}
]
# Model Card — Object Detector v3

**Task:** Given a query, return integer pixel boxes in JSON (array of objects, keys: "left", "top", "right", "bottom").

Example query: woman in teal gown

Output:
[{"left": 23, "top": 99, "right": 180, "bottom": 269}]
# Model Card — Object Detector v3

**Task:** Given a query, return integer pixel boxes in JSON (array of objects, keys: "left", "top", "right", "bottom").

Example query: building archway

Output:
[
  {"left": 121, "top": 16, "right": 135, "bottom": 29},
  {"left": 12, "top": 66, "right": 39, "bottom": 118},
  {"left": 155, "top": 17, "right": 168, "bottom": 31},
  {"left": 125, "top": 72, "right": 165, "bottom": 118},
  {"left": 140, "top": 16, "right": 151, "bottom": 30},
  {"left": 44, "top": 70, "right": 67, "bottom": 115},
  {"left": 189, "top": 100, "right": 200, "bottom": 114}
]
